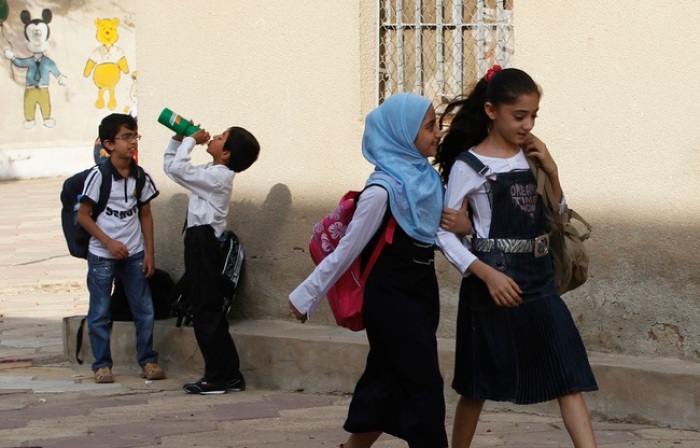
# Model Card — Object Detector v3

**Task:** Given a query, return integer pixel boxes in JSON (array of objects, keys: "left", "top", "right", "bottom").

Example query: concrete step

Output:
[{"left": 63, "top": 316, "right": 700, "bottom": 431}]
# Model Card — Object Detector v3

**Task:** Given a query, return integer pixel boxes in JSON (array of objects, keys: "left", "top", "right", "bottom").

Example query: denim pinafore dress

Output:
[{"left": 452, "top": 152, "right": 598, "bottom": 405}]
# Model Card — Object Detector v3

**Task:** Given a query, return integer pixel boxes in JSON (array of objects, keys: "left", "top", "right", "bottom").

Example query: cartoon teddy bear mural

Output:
[
  {"left": 84, "top": 18, "right": 129, "bottom": 110},
  {"left": 3, "top": 9, "right": 67, "bottom": 129}
]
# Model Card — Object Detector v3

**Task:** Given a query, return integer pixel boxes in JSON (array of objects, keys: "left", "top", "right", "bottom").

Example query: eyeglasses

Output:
[{"left": 114, "top": 134, "right": 142, "bottom": 143}]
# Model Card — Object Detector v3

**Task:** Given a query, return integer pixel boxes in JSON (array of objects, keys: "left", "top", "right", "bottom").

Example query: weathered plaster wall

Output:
[
  {"left": 135, "top": 0, "right": 378, "bottom": 328},
  {"left": 513, "top": 0, "right": 700, "bottom": 360},
  {"left": 132, "top": 0, "right": 700, "bottom": 363},
  {"left": 0, "top": 0, "right": 137, "bottom": 179}
]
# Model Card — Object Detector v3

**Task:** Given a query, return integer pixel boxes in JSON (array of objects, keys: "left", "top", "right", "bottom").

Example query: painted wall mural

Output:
[
  {"left": 84, "top": 17, "right": 129, "bottom": 111},
  {"left": 0, "top": 1, "right": 137, "bottom": 179},
  {"left": 3, "top": 8, "right": 66, "bottom": 129}
]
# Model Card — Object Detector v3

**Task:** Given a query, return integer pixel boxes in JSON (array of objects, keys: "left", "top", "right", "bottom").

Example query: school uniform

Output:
[
  {"left": 291, "top": 93, "right": 447, "bottom": 447},
  {"left": 436, "top": 149, "right": 597, "bottom": 405},
  {"left": 291, "top": 187, "right": 447, "bottom": 447},
  {"left": 163, "top": 136, "right": 243, "bottom": 385}
]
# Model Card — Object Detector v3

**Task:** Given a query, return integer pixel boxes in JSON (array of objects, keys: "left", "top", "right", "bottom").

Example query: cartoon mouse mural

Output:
[
  {"left": 84, "top": 18, "right": 129, "bottom": 110},
  {"left": 3, "top": 9, "right": 67, "bottom": 129}
]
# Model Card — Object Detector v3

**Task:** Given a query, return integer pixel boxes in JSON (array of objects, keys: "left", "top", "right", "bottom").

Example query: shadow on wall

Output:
[
  {"left": 231, "top": 183, "right": 293, "bottom": 319},
  {"left": 152, "top": 181, "right": 700, "bottom": 362},
  {"left": 152, "top": 183, "right": 294, "bottom": 322}
]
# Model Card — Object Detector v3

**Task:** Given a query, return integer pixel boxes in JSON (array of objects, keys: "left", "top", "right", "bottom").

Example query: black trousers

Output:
[{"left": 184, "top": 225, "right": 242, "bottom": 383}]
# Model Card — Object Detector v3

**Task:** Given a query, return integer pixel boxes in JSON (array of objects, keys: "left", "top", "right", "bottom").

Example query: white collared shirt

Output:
[{"left": 163, "top": 137, "right": 235, "bottom": 238}]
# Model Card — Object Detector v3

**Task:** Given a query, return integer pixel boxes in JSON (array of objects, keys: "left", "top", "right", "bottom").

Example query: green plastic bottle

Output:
[{"left": 158, "top": 108, "right": 201, "bottom": 136}]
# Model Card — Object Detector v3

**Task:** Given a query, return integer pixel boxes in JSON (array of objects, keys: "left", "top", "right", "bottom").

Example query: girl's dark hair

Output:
[
  {"left": 434, "top": 68, "right": 540, "bottom": 184},
  {"left": 224, "top": 126, "right": 260, "bottom": 172}
]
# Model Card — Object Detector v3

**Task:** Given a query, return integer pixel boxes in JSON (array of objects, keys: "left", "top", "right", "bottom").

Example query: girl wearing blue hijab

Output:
[{"left": 290, "top": 93, "right": 451, "bottom": 448}]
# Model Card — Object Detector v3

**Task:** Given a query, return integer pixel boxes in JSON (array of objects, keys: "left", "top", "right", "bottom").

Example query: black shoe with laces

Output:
[
  {"left": 183, "top": 379, "right": 226, "bottom": 395},
  {"left": 226, "top": 376, "right": 246, "bottom": 392}
]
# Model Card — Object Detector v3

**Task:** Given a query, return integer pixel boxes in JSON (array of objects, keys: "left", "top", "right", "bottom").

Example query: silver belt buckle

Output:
[{"left": 534, "top": 234, "right": 549, "bottom": 258}]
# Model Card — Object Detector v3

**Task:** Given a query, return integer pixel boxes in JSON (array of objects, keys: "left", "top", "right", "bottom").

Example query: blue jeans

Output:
[{"left": 87, "top": 251, "right": 158, "bottom": 371}]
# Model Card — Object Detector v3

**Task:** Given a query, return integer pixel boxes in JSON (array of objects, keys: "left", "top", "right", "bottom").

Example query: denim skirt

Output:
[{"left": 452, "top": 251, "right": 598, "bottom": 405}]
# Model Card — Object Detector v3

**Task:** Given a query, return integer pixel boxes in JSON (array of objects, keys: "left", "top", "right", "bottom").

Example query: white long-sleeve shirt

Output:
[
  {"left": 435, "top": 149, "right": 565, "bottom": 276},
  {"left": 289, "top": 186, "right": 389, "bottom": 317},
  {"left": 163, "top": 137, "right": 235, "bottom": 238}
]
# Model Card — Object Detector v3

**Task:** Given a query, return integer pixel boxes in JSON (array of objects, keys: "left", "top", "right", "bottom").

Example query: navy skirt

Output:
[
  {"left": 344, "top": 225, "right": 448, "bottom": 448},
  {"left": 452, "top": 268, "right": 598, "bottom": 405}
]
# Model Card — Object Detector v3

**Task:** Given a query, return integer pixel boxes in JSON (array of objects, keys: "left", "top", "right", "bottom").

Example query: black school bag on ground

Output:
[
  {"left": 171, "top": 230, "right": 245, "bottom": 327},
  {"left": 60, "top": 162, "right": 146, "bottom": 259},
  {"left": 110, "top": 268, "right": 176, "bottom": 321},
  {"left": 75, "top": 268, "right": 176, "bottom": 364}
]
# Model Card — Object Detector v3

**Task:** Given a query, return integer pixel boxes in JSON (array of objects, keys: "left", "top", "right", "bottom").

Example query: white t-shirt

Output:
[
  {"left": 162, "top": 137, "right": 235, "bottom": 238},
  {"left": 81, "top": 164, "right": 158, "bottom": 258}
]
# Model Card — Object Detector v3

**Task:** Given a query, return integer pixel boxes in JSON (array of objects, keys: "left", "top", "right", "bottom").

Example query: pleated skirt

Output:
[{"left": 452, "top": 274, "right": 598, "bottom": 405}]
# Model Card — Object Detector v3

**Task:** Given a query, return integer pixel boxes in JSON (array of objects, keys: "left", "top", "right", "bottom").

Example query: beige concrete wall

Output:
[
  {"left": 135, "top": 0, "right": 379, "bottom": 325},
  {"left": 0, "top": 0, "right": 138, "bottom": 178},
  {"left": 8, "top": 1, "right": 694, "bottom": 363},
  {"left": 513, "top": 1, "right": 700, "bottom": 360},
  {"left": 134, "top": 0, "right": 700, "bottom": 363}
]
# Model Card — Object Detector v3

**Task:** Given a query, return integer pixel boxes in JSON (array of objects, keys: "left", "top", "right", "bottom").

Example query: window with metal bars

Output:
[{"left": 378, "top": 0, "right": 513, "bottom": 108}]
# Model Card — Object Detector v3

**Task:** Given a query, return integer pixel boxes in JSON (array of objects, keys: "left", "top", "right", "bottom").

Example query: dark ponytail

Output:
[{"left": 434, "top": 68, "right": 540, "bottom": 184}]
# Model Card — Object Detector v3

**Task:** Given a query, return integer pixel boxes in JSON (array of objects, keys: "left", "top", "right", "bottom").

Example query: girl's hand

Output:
[
  {"left": 190, "top": 129, "right": 211, "bottom": 145},
  {"left": 523, "top": 134, "right": 558, "bottom": 178},
  {"left": 289, "top": 301, "right": 308, "bottom": 323},
  {"left": 483, "top": 269, "right": 523, "bottom": 307},
  {"left": 470, "top": 260, "right": 522, "bottom": 307},
  {"left": 441, "top": 197, "right": 472, "bottom": 236}
]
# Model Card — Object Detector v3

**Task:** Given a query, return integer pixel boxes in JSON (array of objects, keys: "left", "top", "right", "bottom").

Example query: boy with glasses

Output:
[{"left": 77, "top": 113, "right": 165, "bottom": 383}]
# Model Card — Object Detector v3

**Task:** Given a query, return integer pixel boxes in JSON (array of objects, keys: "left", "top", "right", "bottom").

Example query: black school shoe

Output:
[
  {"left": 183, "top": 379, "right": 226, "bottom": 395},
  {"left": 227, "top": 376, "right": 246, "bottom": 392}
]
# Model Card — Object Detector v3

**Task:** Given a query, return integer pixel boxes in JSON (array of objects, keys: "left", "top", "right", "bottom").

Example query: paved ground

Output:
[{"left": 1, "top": 176, "right": 700, "bottom": 447}]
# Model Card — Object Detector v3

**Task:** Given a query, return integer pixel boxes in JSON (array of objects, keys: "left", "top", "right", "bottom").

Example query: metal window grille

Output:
[{"left": 378, "top": 0, "right": 513, "bottom": 108}]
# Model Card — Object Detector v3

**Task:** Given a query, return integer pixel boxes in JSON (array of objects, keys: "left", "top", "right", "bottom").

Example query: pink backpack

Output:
[{"left": 309, "top": 190, "right": 396, "bottom": 331}]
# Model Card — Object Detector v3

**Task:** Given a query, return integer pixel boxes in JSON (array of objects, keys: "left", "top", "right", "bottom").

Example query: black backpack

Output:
[
  {"left": 110, "top": 268, "right": 176, "bottom": 321},
  {"left": 60, "top": 162, "right": 146, "bottom": 259},
  {"left": 171, "top": 230, "right": 245, "bottom": 327}
]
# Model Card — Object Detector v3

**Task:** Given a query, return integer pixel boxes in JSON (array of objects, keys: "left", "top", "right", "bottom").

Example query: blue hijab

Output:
[{"left": 362, "top": 93, "right": 444, "bottom": 244}]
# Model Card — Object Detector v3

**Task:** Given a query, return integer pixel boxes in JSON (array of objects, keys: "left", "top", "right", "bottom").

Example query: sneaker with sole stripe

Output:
[{"left": 183, "top": 379, "right": 226, "bottom": 395}]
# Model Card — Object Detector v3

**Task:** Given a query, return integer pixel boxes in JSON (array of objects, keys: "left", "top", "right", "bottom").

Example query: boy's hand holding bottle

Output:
[{"left": 190, "top": 129, "right": 210, "bottom": 145}]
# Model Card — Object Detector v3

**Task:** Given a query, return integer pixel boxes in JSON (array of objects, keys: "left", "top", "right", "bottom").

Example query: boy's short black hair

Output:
[
  {"left": 223, "top": 126, "right": 260, "bottom": 172},
  {"left": 99, "top": 113, "right": 138, "bottom": 146}
]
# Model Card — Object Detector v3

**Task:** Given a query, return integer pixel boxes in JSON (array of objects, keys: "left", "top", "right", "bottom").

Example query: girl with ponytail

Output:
[{"left": 436, "top": 67, "right": 599, "bottom": 448}]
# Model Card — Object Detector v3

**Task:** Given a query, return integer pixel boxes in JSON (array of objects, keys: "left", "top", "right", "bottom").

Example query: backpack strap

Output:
[
  {"left": 357, "top": 185, "right": 396, "bottom": 283},
  {"left": 526, "top": 157, "right": 592, "bottom": 240},
  {"left": 75, "top": 316, "right": 87, "bottom": 364},
  {"left": 134, "top": 165, "right": 146, "bottom": 206},
  {"left": 526, "top": 157, "right": 565, "bottom": 223},
  {"left": 90, "top": 163, "right": 113, "bottom": 218},
  {"left": 360, "top": 216, "right": 396, "bottom": 284}
]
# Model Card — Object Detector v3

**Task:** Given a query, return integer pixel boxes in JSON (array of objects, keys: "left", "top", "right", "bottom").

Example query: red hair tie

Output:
[{"left": 484, "top": 64, "right": 502, "bottom": 82}]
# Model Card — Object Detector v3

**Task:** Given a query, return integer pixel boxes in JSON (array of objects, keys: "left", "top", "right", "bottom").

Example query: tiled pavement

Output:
[{"left": 1, "top": 177, "right": 700, "bottom": 447}]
